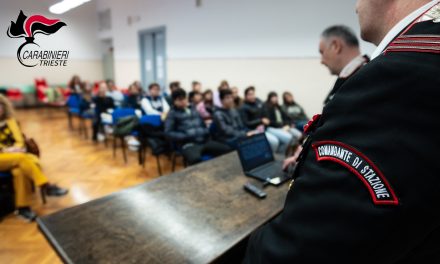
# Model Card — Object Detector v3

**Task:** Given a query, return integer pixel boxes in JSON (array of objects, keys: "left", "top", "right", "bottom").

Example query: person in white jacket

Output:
[{"left": 141, "top": 83, "right": 170, "bottom": 116}]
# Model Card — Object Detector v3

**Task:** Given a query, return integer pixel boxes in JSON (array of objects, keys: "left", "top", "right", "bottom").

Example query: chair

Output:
[
  {"left": 35, "top": 78, "right": 49, "bottom": 103},
  {"left": 171, "top": 143, "right": 187, "bottom": 172},
  {"left": 0, "top": 171, "right": 46, "bottom": 208},
  {"left": 6, "top": 88, "right": 23, "bottom": 102},
  {"left": 169, "top": 122, "right": 215, "bottom": 172},
  {"left": 170, "top": 144, "right": 213, "bottom": 172},
  {"left": 78, "top": 110, "right": 95, "bottom": 139},
  {"left": 66, "top": 94, "right": 81, "bottom": 130},
  {"left": 138, "top": 115, "right": 169, "bottom": 175},
  {"left": 77, "top": 96, "right": 96, "bottom": 140},
  {"left": 110, "top": 108, "right": 136, "bottom": 163},
  {"left": 0, "top": 171, "right": 15, "bottom": 219}
]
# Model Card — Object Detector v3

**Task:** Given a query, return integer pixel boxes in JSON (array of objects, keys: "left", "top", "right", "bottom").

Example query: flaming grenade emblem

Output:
[{"left": 7, "top": 10, "right": 66, "bottom": 67}]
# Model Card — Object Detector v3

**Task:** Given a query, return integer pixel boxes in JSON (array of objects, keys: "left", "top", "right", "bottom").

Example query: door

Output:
[
  {"left": 139, "top": 27, "right": 167, "bottom": 93},
  {"left": 101, "top": 39, "right": 114, "bottom": 81}
]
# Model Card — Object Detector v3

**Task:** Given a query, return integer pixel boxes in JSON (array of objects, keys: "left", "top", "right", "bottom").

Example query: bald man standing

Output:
[{"left": 244, "top": 0, "right": 440, "bottom": 263}]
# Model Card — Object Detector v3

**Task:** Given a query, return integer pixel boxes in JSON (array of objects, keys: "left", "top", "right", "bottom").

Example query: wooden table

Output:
[{"left": 37, "top": 152, "right": 289, "bottom": 264}]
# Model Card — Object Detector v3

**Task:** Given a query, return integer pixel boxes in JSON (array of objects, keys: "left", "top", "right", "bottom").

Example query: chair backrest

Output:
[
  {"left": 0, "top": 171, "right": 12, "bottom": 177},
  {"left": 6, "top": 88, "right": 23, "bottom": 100},
  {"left": 139, "top": 115, "right": 162, "bottom": 127},
  {"left": 112, "top": 108, "right": 136, "bottom": 124},
  {"left": 66, "top": 94, "right": 80, "bottom": 108},
  {"left": 35, "top": 78, "right": 47, "bottom": 88}
]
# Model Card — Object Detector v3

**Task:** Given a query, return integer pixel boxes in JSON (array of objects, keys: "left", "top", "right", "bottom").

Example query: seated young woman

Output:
[{"left": 0, "top": 95, "right": 68, "bottom": 221}]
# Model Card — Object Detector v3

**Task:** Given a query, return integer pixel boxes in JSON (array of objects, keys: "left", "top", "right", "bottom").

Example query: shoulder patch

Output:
[{"left": 312, "top": 141, "right": 399, "bottom": 206}]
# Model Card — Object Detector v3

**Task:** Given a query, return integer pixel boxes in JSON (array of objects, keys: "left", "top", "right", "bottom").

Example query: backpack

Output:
[{"left": 113, "top": 116, "right": 139, "bottom": 137}]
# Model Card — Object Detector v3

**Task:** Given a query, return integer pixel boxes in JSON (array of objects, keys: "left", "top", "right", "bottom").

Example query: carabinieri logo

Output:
[{"left": 7, "top": 10, "right": 68, "bottom": 67}]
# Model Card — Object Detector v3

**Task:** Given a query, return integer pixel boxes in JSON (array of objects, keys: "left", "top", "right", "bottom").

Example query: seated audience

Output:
[
  {"left": 124, "top": 84, "right": 143, "bottom": 109},
  {"left": 164, "top": 88, "right": 231, "bottom": 165},
  {"left": 281, "top": 91, "right": 309, "bottom": 131},
  {"left": 264, "top": 91, "right": 302, "bottom": 146},
  {"left": 165, "top": 81, "right": 181, "bottom": 105},
  {"left": 239, "top": 87, "right": 282, "bottom": 153},
  {"left": 92, "top": 82, "right": 115, "bottom": 141},
  {"left": 79, "top": 82, "right": 95, "bottom": 116},
  {"left": 132, "top": 81, "right": 144, "bottom": 95},
  {"left": 189, "top": 91, "right": 203, "bottom": 107},
  {"left": 231, "top": 87, "right": 243, "bottom": 108},
  {"left": 188, "top": 81, "right": 202, "bottom": 103},
  {"left": 141, "top": 83, "right": 170, "bottom": 117},
  {"left": 0, "top": 95, "right": 68, "bottom": 221},
  {"left": 214, "top": 80, "right": 230, "bottom": 107},
  {"left": 212, "top": 89, "right": 255, "bottom": 148},
  {"left": 106, "top": 79, "right": 124, "bottom": 107},
  {"left": 68, "top": 75, "right": 83, "bottom": 94},
  {"left": 197, "top": 89, "right": 216, "bottom": 121}
]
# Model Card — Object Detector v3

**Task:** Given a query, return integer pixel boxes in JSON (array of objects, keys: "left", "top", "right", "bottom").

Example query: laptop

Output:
[{"left": 237, "top": 133, "right": 293, "bottom": 186}]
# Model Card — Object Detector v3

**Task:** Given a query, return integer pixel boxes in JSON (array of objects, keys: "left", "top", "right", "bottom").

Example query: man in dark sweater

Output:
[
  {"left": 213, "top": 89, "right": 256, "bottom": 148},
  {"left": 239, "top": 87, "right": 268, "bottom": 130},
  {"left": 164, "top": 88, "right": 231, "bottom": 165}
]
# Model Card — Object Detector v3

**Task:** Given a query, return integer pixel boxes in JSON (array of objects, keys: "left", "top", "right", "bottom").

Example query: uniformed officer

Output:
[
  {"left": 244, "top": 0, "right": 440, "bottom": 263},
  {"left": 283, "top": 25, "right": 369, "bottom": 169},
  {"left": 319, "top": 25, "right": 370, "bottom": 105}
]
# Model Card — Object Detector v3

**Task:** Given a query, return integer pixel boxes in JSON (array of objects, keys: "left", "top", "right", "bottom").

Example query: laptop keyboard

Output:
[{"left": 252, "top": 162, "right": 285, "bottom": 179}]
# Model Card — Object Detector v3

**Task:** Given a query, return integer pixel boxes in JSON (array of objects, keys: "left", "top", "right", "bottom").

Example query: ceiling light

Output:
[{"left": 49, "top": 0, "right": 91, "bottom": 15}]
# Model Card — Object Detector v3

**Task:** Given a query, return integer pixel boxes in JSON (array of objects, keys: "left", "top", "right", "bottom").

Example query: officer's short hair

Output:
[{"left": 321, "top": 25, "right": 359, "bottom": 47}]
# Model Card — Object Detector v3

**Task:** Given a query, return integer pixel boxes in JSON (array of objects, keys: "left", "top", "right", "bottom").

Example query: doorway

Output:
[
  {"left": 139, "top": 27, "right": 167, "bottom": 93},
  {"left": 101, "top": 39, "right": 114, "bottom": 81}
]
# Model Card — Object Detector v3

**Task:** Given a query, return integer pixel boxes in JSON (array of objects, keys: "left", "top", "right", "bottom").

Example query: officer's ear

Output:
[{"left": 331, "top": 39, "right": 343, "bottom": 54}]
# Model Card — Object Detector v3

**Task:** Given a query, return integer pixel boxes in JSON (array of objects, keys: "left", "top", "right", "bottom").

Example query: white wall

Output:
[
  {"left": 98, "top": 0, "right": 375, "bottom": 59},
  {"left": 96, "top": 0, "right": 376, "bottom": 115},
  {"left": 0, "top": 0, "right": 376, "bottom": 115},
  {"left": 0, "top": 0, "right": 103, "bottom": 85}
]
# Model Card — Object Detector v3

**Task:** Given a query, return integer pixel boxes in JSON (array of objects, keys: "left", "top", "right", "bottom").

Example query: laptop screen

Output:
[{"left": 237, "top": 133, "right": 274, "bottom": 172}]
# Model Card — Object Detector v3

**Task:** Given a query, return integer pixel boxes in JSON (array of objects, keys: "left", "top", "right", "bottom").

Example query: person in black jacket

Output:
[
  {"left": 165, "top": 81, "right": 181, "bottom": 106},
  {"left": 281, "top": 91, "right": 309, "bottom": 131},
  {"left": 123, "top": 84, "right": 142, "bottom": 110},
  {"left": 92, "top": 82, "right": 114, "bottom": 141},
  {"left": 212, "top": 89, "right": 256, "bottom": 148},
  {"left": 263, "top": 91, "right": 302, "bottom": 147},
  {"left": 164, "top": 88, "right": 231, "bottom": 165},
  {"left": 239, "top": 86, "right": 282, "bottom": 153},
  {"left": 244, "top": 0, "right": 440, "bottom": 263}
]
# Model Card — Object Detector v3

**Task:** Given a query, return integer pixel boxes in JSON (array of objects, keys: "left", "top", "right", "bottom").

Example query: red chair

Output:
[
  {"left": 60, "top": 87, "right": 71, "bottom": 100},
  {"left": 35, "top": 78, "right": 49, "bottom": 102},
  {"left": 92, "top": 81, "right": 102, "bottom": 95},
  {"left": 6, "top": 88, "right": 23, "bottom": 102}
]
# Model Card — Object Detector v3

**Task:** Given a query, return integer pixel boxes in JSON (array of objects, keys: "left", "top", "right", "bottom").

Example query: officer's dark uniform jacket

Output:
[
  {"left": 244, "top": 17, "right": 440, "bottom": 264},
  {"left": 323, "top": 55, "right": 370, "bottom": 105}
]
